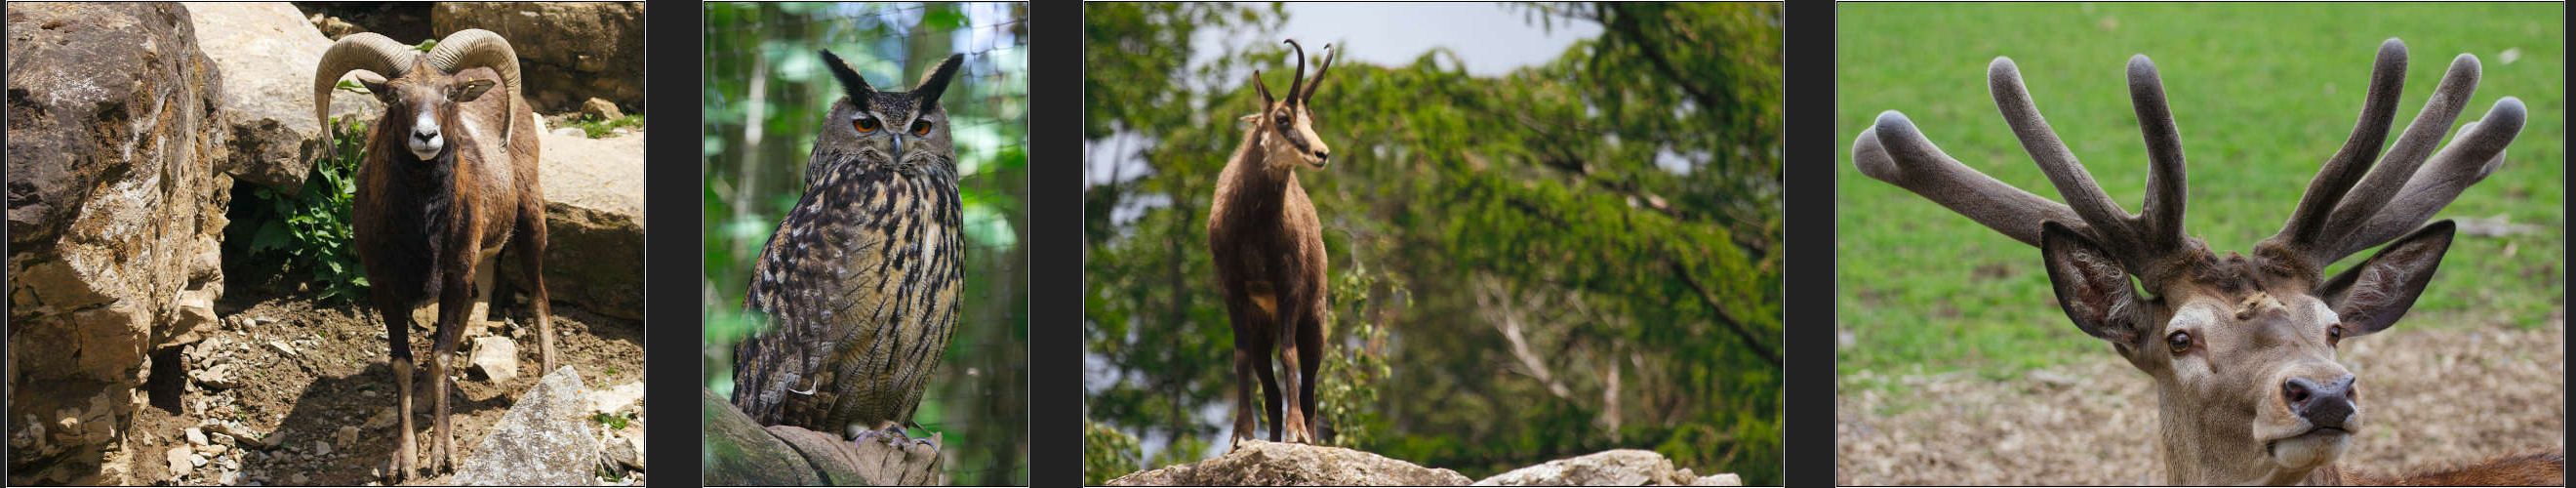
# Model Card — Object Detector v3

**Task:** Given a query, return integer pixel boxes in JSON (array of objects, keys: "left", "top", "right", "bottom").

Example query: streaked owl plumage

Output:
[{"left": 732, "top": 51, "right": 966, "bottom": 437}]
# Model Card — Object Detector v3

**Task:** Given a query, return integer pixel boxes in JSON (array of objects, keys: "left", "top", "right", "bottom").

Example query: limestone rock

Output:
[
  {"left": 454, "top": 366, "right": 598, "bottom": 485},
  {"left": 1107, "top": 440, "right": 1472, "bottom": 486},
  {"left": 468, "top": 336, "right": 519, "bottom": 383},
  {"left": 580, "top": 97, "right": 625, "bottom": 121},
  {"left": 1473, "top": 449, "right": 1701, "bottom": 486},
  {"left": 502, "top": 130, "right": 644, "bottom": 318},
  {"left": 7, "top": 3, "right": 229, "bottom": 481},
  {"left": 587, "top": 381, "right": 644, "bottom": 416},
  {"left": 167, "top": 446, "right": 195, "bottom": 477},
  {"left": 179, "top": 2, "right": 381, "bottom": 192},
  {"left": 1694, "top": 473, "right": 1744, "bottom": 486},
  {"left": 430, "top": 2, "right": 644, "bottom": 113}
]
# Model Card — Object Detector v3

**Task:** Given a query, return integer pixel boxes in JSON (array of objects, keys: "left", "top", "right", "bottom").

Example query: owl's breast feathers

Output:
[{"left": 732, "top": 158, "right": 965, "bottom": 434}]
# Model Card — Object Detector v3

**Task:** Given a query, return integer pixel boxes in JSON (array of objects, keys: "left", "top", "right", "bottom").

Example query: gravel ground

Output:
[
  {"left": 101, "top": 285, "right": 646, "bottom": 486},
  {"left": 1836, "top": 316, "right": 2565, "bottom": 485}
]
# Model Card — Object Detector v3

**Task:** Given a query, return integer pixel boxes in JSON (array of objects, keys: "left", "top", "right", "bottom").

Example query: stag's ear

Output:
[
  {"left": 2041, "top": 221, "right": 2148, "bottom": 345},
  {"left": 451, "top": 78, "right": 497, "bottom": 102},
  {"left": 2318, "top": 220, "right": 2454, "bottom": 338}
]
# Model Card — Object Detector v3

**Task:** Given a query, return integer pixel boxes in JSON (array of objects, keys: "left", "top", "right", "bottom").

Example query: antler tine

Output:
[
  {"left": 2314, "top": 52, "right": 2485, "bottom": 261},
  {"left": 2275, "top": 39, "right": 2409, "bottom": 257},
  {"left": 2329, "top": 97, "right": 2524, "bottom": 259},
  {"left": 1855, "top": 110, "right": 2086, "bottom": 248},
  {"left": 2127, "top": 55, "right": 2188, "bottom": 254},
  {"left": 1990, "top": 57, "right": 2148, "bottom": 259}
]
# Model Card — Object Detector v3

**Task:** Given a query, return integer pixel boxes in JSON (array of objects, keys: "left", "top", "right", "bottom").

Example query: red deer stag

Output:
[
  {"left": 1209, "top": 39, "right": 1338, "bottom": 447},
  {"left": 1851, "top": 38, "right": 2559, "bottom": 485}
]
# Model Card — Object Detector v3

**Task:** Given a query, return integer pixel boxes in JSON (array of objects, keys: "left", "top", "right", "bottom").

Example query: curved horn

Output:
[
  {"left": 1301, "top": 43, "right": 1338, "bottom": 102},
  {"left": 423, "top": 28, "right": 522, "bottom": 135},
  {"left": 1283, "top": 39, "right": 1308, "bottom": 105},
  {"left": 312, "top": 32, "right": 415, "bottom": 130}
]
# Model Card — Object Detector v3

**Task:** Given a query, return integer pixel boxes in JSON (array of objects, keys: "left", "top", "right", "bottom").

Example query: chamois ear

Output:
[
  {"left": 2041, "top": 221, "right": 2148, "bottom": 345},
  {"left": 2317, "top": 220, "right": 2454, "bottom": 338},
  {"left": 1251, "top": 69, "right": 1275, "bottom": 107},
  {"left": 910, "top": 54, "right": 965, "bottom": 110},
  {"left": 451, "top": 78, "right": 497, "bottom": 103},
  {"left": 819, "top": 50, "right": 876, "bottom": 110}
]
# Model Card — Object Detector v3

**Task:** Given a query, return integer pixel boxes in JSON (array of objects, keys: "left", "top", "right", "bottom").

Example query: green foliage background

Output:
[
  {"left": 1836, "top": 3, "right": 2565, "bottom": 384},
  {"left": 700, "top": 3, "right": 1028, "bottom": 484},
  {"left": 1083, "top": 3, "right": 1782, "bottom": 484}
]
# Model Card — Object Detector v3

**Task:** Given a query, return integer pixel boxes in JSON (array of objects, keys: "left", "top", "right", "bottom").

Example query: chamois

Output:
[
  {"left": 311, "top": 28, "right": 551, "bottom": 481},
  {"left": 1208, "top": 39, "right": 1338, "bottom": 447}
]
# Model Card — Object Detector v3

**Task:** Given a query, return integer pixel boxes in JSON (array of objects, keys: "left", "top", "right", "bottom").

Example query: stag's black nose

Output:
[{"left": 2284, "top": 375, "right": 2356, "bottom": 429}]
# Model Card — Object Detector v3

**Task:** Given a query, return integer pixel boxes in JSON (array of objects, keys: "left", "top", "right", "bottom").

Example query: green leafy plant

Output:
[
  {"left": 1316, "top": 259, "right": 1399, "bottom": 450},
  {"left": 592, "top": 412, "right": 629, "bottom": 430},
  {"left": 1081, "top": 421, "right": 1144, "bottom": 484},
  {"left": 569, "top": 113, "right": 646, "bottom": 139},
  {"left": 246, "top": 116, "right": 372, "bottom": 303}
]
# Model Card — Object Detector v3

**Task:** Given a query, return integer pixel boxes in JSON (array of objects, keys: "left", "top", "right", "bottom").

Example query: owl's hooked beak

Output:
[{"left": 891, "top": 137, "right": 906, "bottom": 165}]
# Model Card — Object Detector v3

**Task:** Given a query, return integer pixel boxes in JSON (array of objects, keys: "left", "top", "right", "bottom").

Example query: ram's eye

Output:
[
  {"left": 2326, "top": 324, "right": 2345, "bottom": 346},
  {"left": 854, "top": 114, "right": 880, "bottom": 133},
  {"left": 2166, "top": 331, "right": 2193, "bottom": 355},
  {"left": 911, "top": 120, "right": 933, "bottom": 136}
]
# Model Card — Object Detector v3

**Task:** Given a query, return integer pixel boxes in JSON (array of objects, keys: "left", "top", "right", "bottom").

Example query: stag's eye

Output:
[
  {"left": 2166, "top": 330, "right": 2193, "bottom": 354},
  {"left": 2327, "top": 324, "right": 2345, "bottom": 346},
  {"left": 1275, "top": 112, "right": 1291, "bottom": 125},
  {"left": 910, "top": 119, "right": 933, "bottom": 137},
  {"left": 854, "top": 114, "right": 880, "bottom": 133}
]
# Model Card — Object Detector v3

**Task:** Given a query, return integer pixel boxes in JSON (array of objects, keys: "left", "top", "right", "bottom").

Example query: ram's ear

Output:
[
  {"left": 357, "top": 71, "right": 394, "bottom": 103},
  {"left": 451, "top": 78, "right": 497, "bottom": 102},
  {"left": 2041, "top": 221, "right": 2148, "bottom": 345},
  {"left": 2318, "top": 220, "right": 2455, "bottom": 338}
]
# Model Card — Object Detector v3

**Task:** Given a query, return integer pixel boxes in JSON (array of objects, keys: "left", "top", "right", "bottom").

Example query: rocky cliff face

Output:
[
  {"left": 431, "top": 2, "right": 644, "bottom": 114},
  {"left": 7, "top": 3, "right": 231, "bottom": 483}
]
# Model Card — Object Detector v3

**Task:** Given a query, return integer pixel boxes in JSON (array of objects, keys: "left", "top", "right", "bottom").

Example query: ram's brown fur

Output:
[{"left": 314, "top": 29, "right": 550, "bottom": 482}]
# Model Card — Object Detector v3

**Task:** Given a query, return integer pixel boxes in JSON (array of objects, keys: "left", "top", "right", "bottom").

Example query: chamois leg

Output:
[
  {"left": 379, "top": 305, "right": 418, "bottom": 483},
  {"left": 1296, "top": 309, "right": 1323, "bottom": 443},
  {"left": 1254, "top": 338, "right": 1283, "bottom": 442},
  {"left": 1275, "top": 324, "right": 1312, "bottom": 444},
  {"left": 514, "top": 211, "right": 555, "bottom": 372},
  {"left": 1228, "top": 316, "right": 1262, "bottom": 448},
  {"left": 424, "top": 264, "right": 473, "bottom": 473}
]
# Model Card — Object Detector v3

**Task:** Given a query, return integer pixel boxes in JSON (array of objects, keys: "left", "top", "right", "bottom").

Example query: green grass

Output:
[{"left": 1836, "top": 3, "right": 2565, "bottom": 383}]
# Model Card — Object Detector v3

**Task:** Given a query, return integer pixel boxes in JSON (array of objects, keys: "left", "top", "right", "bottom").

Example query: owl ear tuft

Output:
[
  {"left": 910, "top": 54, "right": 966, "bottom": 111},
  {"left": 820, "top": 50, "right": 876, "bottom": 111}
]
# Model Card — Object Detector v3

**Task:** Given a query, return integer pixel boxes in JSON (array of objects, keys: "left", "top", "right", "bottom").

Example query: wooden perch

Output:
[{"left": 702, "top": 388, "right": 946, "bottom": 486}]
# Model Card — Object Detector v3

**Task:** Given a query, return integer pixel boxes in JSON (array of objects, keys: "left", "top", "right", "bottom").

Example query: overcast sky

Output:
[{"left": 1187, "top": 3, "right": 1602, "bottom": 78}]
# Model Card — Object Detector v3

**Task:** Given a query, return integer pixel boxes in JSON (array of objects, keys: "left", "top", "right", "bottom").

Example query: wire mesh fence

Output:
[{"left": 701, "top": 3, "right": 1027, "bottom": 484}]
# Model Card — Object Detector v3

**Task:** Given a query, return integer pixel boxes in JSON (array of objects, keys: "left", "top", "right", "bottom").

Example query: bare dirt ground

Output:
[
  {"left": 1836, "top": 314, "right": 2565, "bottom": 485},
  {"left": 101, "top": 281, "right": 645, "bottom": 486}
]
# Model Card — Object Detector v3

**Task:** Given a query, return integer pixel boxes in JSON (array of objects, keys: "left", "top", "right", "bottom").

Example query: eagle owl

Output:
[{"left": 733, "top": 50, "right": 967, "bottom": 448}]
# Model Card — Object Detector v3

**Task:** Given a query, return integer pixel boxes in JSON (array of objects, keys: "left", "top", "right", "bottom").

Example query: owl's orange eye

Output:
[
  {"left": 853, "top": 115, "right": 880, "bottom": 133},
  {"left": 911, "top": 120, "right": 933, "bottom": 136}
]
